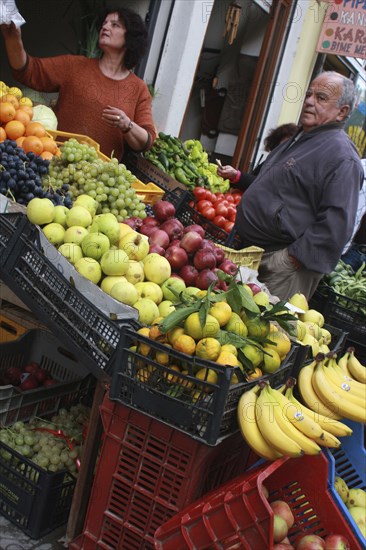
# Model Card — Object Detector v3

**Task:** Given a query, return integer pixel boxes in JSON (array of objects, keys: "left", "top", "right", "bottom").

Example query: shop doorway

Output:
[{"left": 179, "top": 0, "right": 293, "bottom": 171}]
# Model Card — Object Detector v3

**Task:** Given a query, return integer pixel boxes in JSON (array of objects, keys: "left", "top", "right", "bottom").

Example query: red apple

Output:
[
  {"left": 213, "top": 246, "right": 225, "bottom": 264},
  {"left": 148, "top": 229, "right": 170, "bottom": 249},
  {"left": 165, "top": 245, "right": 189, "bottom": 271},
  {"left": 24, "top": 361, "right": 40, "bottom": 374},
  {"left": 123, "top": 216, "right": 143, "bottom": 230},
  {"left": 324, "top": 534, "right": 350, "bottom": 550},
  {"left": 152, "top": 200, "right": 176, "bottom": 222},
  {"left": 295, "top": 534, "right": 326, "bottom": 550},
  {"left": 274, "top": 515, "right": 288, "bottom": 544},
  {"left": 3, "top": 367, "right": 22, "bottom": 385},
  {"left": 247, "top": 282, "right": 262, "bottom": 295},
  {"left": 195, "top": 269, "right": 219, "bottom": 290},
  {"left": 270, "top": 501, "right": 294, "bottom": 529},
  {"left": 274, "top": 545, "right": 294, "bottom": 550},
  {"left": 20, "top": 374, "right": 40, "bottom": 391},
  {"left": 160, "top": 219, "right": 184, "bottom": 241},
  {"left": 34, "top": 368, "right": 50, "bottom": 384},
  {"left": 140, "top": 224, "right": 159, "bottom": 237},
  {"left": 218, "top": 258, "right": 238, "bottom": 277},
  {"left": 141, "top": 215, "right": 160, "bottom": 227},
  {"left": 184, "top": 224, "right": 205, "bottom": 238},
  {"left": 148, "top": 243, "right": 165, "bottom": 255},
  {"left": 180, "top": 231, "right": 203, "bottom": 254},
  {"left": 193, "top": 248, "right": 216, "bottom": 270},
  {"left": 179, "top": 264, "right": 199, "bottom": 286},
  {"left": 200, "top": 239, "right": 216, "bottom": 250}
]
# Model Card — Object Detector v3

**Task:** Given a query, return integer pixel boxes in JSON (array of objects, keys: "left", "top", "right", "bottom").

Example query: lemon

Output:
[
  {"left": 262, "top": 346, "right": 281, "bottom": 373},
  {"left": 241, "top": 344, "right": 264, "bottom": 368},
  {"left": 221, "top": 343, "right": 238, "bottom": 357},
  {"left": 265, "top": 331, "right": 291, "bottom": 359},
  {"left": 195, "top": 338, "right": 221, "bottom": 361},
  {"left": 216, "top": 351, "right": 239, "bottom": 367},
  {"left": 195, "top": 368, "right": 218, "bottom": 387},
  {"left": 137, "top": 327, "right": 151, "bottom": 356},
  {"left": 209, "top": 301, "right": 232, "bottom": 327},
  {"left": 19, "top": 96, "right": 33, "bottom": 107},
  {"left": 184, "top": 312, "right": 220, "bottom": 340},
  {"left": 247, "top": 367, "right": 263, "bottom": 380},
  {"left": 173, "top": 334, "right": 196, "bottom": 355},
  {"left": 7, "top": 86, "right": 22, "bottom": 99},
  {"left": 167, "top": 326, "right": 185, "bottom": 345},
  {"left": 155, "top": 344, "right": 171, "bottom": 365},
  {"left": 245, "top": 317, "right": 270, "bottom": 338},
  {"left": 164, "top": 365, "right": 181, "bottom": 384}
]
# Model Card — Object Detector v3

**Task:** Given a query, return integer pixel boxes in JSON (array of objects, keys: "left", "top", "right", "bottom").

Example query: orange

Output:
[
  {"left": 19, "top": 105, "right": 33, "bottom": 119},
  {"left": 14, "top": 109, "right": 30, "bottom": 125},
  {"left": 40, "top": 150, "right": 53, "bottom": 160},
  {"left": 0, "top": 94, "right": 19, "bottom": 109},
  {"left": 16, "top": 136, "right": 25, "bottom": 147},
  {"left": 0, "top": 102, "right": 16, "bottom": 123},
  {"left": 4, "top": 120, "right": 25, "bottom": 140},
  {"left": 25, "top": 121, "right": 47, "bottom": 138},
  {"left": 0, "top": 127, "right": 6, "bottom": 142},
  {"left": 22, "top": 135, "right": 43, "bottom": 155},
  {"left": 40, "top": 136, "right": 58, "bottom": 154},
  {"left": 173, "top": 334, "right": 196, "bottom": 355}
]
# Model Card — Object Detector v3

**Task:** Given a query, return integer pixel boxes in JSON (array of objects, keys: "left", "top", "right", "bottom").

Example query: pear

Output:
[
  {"left": 224, "top": 312, "right": 248, "bottom": 338},
  {"left": 320, "top": 327, "right": 332, "bottom": 345},
  {"left": 304, "top": 321, "right": 322, "bottom": 341},
  {"left": 347, "top": 488, "right": 366, "bottom": 509},
  {"left": 348, "top": 506, "right": 366, "bottom": 537},
  {"left": 288, "top": 292, "right": 309, "bottom": 311},
  {"left": 334, "top": 476, "right": 349, "bottom": 504},
  {"left": 300, "top": 309, "right": 325, "bottom": 327},
  {"left": 301, "top": 333, "right": 320, "bottom": 357}
]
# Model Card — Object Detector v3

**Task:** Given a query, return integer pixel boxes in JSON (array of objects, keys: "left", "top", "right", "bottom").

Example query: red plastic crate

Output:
[
  {"left": 69, "top": 393, "right": 257, "bottom": 550},
  {"left": 154, "top": 454, "right": 363, "bottom": 550}
]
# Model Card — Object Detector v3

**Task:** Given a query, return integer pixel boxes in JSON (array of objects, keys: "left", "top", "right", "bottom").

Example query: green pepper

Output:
[
  {"left": 158, "top": 152, "right": 169, "bottom": 170},
  {"left": 190, "top": 146, "right": 202, "bottom": 160},
  {"left": 175, "top": 167, "right": 193, "bottom": 186},
  {"left": 148, "top": 157, "right": 167, "bottom": 172}
]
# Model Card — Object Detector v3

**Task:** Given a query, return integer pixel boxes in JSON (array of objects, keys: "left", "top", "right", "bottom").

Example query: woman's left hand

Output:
[{"left": 102, "top": 105, "right": 132, "bottom": 132}]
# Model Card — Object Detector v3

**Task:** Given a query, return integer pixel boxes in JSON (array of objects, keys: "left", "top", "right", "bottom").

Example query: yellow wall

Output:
[{"left": 278, "top": 1, "right": 326, "bottom": 124}]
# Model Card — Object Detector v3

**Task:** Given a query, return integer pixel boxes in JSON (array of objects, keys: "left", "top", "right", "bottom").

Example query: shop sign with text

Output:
[{"left": 317, "top": 0, "right": 366, "bottom": 60}]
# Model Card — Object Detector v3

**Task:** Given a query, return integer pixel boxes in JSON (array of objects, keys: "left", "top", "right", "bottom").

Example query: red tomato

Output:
[
  {"left": 215, "top": 203, "right": 228, "bottom": 218},
  {"left": 215, "top": 193, "right": 225, "bottom": 201},
  {"left": 227, "top": 205, "right": 237, "bottom": 219},
  {"left": 225, "top": 194, "right": 235, "bottom": 204},
  {"left": 193, "top": 187, "right": 207, "bottom": 200},
  {"left": 223, "top": 220, "right": 235, "bottom": 233},
  {"left": 202, "top": 206, "right": 216, "bottom": 220},
  {"left": 213, "top": 215, "right": 227, "bottom": 228},
  {"left": 189, "top": 200, "right": 195, "bottom": 208},
  {"left": 197, "top": 200, "right": 211, "bottom": 212},
  {"left": 232, "top": 193, "right": 242, "bottom": 205},
  {"left": 221, "top": 200, "right": 229, "bottom": 208},
  {"left": 206, "top": 190, "right": 216, "bottom": 202}
]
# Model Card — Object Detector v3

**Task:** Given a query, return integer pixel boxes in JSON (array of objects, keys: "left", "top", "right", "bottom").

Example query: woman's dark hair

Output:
[
  {"left": 264, "top": 123, "right": 299, "bottom": 152},
  {"left": 97, "top": 6, "right": 148, "bottom": 70}
]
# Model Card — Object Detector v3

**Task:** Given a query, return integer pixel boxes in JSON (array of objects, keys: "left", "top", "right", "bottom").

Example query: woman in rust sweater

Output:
[{"left": 0, "top": 6, "right": 157, "bottom": 160}]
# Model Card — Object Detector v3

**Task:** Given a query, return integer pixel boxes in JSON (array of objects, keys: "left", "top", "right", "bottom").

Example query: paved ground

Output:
[{"left": 0, "top": 516, "right": 67, "bottom": 550}]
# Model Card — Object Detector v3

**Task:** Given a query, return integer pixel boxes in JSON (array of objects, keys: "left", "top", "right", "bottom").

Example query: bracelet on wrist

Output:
[{"left": 122, "top": 120, "right": 133, "bottom": 134}]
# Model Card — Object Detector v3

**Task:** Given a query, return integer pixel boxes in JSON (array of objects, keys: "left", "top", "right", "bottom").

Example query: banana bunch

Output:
[
  {"left": 298, "top": 350, "right": 366, "bottom": 424},
  {"left": 237, "top": 381, "right": 351, "bottom": 461}
]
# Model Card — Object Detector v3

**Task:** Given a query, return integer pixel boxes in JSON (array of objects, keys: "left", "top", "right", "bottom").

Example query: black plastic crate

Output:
[
  {"left": 0, "top": 212, "right": 37, "bottom": 266},
  {"left": 0, "top": 437, "right": 76, "bottom": 539},
  {"left": 0, "top": 329, "right": 94, "bottom": 425},
  {"left": 310, "top": 283, "right": 366, "bottom": 343},
  {"left": 0, "top": 213, "right": 137, "bottom": 379},
  {"left": 109, "top": 326, "right": 298, "bottom": 445}
]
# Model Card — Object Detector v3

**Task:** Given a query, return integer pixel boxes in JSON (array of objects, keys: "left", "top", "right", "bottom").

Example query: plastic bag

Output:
[{"left": 0, "top": 0, "right": 25, "bottom": 27}]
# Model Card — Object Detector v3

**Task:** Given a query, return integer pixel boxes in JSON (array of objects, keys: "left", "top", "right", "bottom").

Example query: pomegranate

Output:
[
  {"left": 165, "top": 245, "right": 189, "bottom": 271},
  {"left": 193, "top": 248, "right": 216, "bottom": 271},
  {"left": 184, "top": 224, "right": 205, "bottom": 238},
  {"left": 152, "top": 200, "right": 176, "bottom": 222},
  {"left": 160, "top": 219, "right": 184, "bottom": 241},
  {"left": 180, "top": 231, "right": 203, "bottom": 254}
]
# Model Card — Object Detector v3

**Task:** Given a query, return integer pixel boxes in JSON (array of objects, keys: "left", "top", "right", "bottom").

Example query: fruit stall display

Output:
[{"left": 0, "top": 80, "right": 365, "bottom": 547}]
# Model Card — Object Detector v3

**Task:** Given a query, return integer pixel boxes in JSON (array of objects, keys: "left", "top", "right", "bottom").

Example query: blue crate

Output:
[{"left": 326, "top": 420, "right": 366, "bottom": 548}]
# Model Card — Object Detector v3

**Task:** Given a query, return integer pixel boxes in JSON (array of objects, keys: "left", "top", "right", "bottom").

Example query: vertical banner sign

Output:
[{"left": 317, "top": 0, "right": 366, "bottom": 60}]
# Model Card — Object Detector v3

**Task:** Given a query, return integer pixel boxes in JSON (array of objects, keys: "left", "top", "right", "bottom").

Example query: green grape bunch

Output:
[{"left": 41, "top": 139, "right": 147, "bottom": 222}]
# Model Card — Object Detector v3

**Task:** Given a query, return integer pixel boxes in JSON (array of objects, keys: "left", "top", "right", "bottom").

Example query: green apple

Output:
[
  {"left": 100, "top": 249, "right": 129, "bottom": 276},
  {"left": 119, "top": 222, "right": 134, "bottom": 240},
  {"left": 184, "top": 286, "right": 201, "bottom": 297},
  {"left": 81, "top": 232, "right": 110, "bottom": 261},
  {"left": 101, "top": 275, "right": 127, "bottom": 295},
  {"left": 133, "top": 298, "right": 160, "bottom": 326},
  {"left": 63, "top": 226, "right": 89, "bottom": 245},
  {"left": 225, "top": 312, "right": 248, "bottom": 337},
  {"left": 74, "top": 257, "right": 102, "bottom": 285},
  {"left": 90, "top": 213, "right": 120, "bottom": 244},
  {"left": 74, "top": 194, "right": 97, "bottom": 217},
  {"left": 53, "top": 205, "right": 69, "bottom": 227},
  {"left": 143, "top": 254, "right": 171, "bottom": 284},
  {"left": 119, "top": 231, "right": 149, "bottom": 261},
  {"left": 66, "top": 205, "right": 92, "bottom": 228},
  {"left": 42, "top": 222, "right": 65, "bottom": 246},
  {"left": 124, "top": 260, "right": 145, "bottom": 285},
  {"left": 301, "top": 309, "right": 324, "bottom": 327},
  {"left": 58, "top": 243, "right": 83, "bottom": 265},
  {"left": 161, "top": 277, "right": 186, "bottom": 303},
  {"left": 158, "top": 300, "right": 175, "bottom": 317},
  {"left": 26, "top": 197, "right": 55, "bottom": 225},
  {"left": 110, "top": 281, "right": 139, "bottom": 306},
  {"left": 135, "top": 281, "right": 163, "bottom": 304}
]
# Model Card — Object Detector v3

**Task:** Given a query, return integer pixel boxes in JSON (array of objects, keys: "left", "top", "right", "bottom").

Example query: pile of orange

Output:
[{"left": 0, "top": 89, "right": 60, "bottom": 159}]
